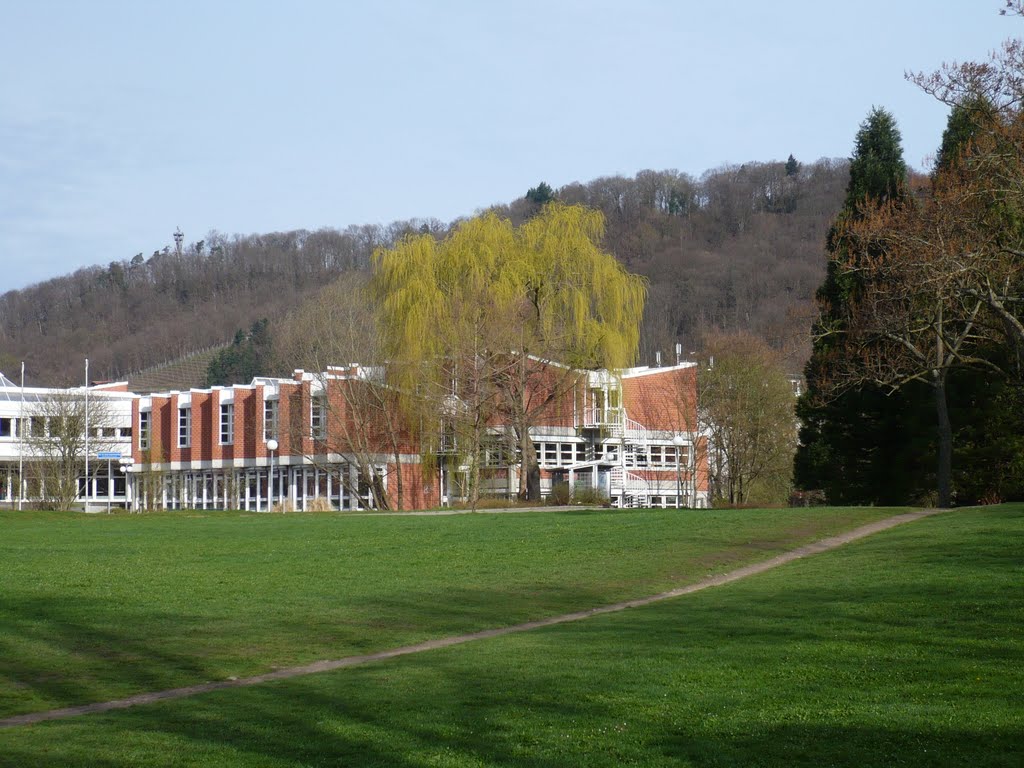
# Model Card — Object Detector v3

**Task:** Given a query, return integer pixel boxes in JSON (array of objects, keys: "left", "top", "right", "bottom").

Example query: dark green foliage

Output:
[
  {"left": 525, "top": 181, "right": 556, "bottom": 205},
  {"left": 796, "top": 108, "right": 917, "bottom": 503},
  {"left": 935, "top": 97, "right": 994, "bottom": 172},
  {"left": 844, "top": 107, "right": 907, "bottom": 211},
  {"left": 785, "top": 153, "right": 799, "bottom": 176},
  {"left": 795, "top": 384, "right": 935, "bottom": 505},
  {"left": 949, "top": 358, "right": 1024, "bottom": 504},
  {"left": 205, "top": 319, "right": 275, "bottom": 386}
]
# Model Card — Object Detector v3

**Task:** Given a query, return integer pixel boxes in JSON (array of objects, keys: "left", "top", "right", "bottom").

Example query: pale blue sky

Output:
[{"left": 0, "top": 1, "right": 1015, "bottom": 291}]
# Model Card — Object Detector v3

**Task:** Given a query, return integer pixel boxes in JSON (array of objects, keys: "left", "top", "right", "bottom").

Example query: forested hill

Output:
[{"left": 0, "top": 158, "right": 850, "bottom": 385}]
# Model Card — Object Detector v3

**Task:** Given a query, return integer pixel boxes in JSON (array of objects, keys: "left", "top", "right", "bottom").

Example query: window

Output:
[
  {"left": 220, "top": 403, "right": 234, "bottom": 445},
  {"left": 608, "top": 387, "right": 621, "bottom": 409},
  {"left": 178, "top": 407, "right": 191, "bottom": 447},
  {"left": 560, "top": 444, "right": 573, "bottom": 465},
  {"left": 139, "top": 411, "right": 151, "bottom": 450},
  {"left": 120, "top": 427, "right": 132, "bottom": 438},
  {"left": 677, "top": 445, "right": 690, "bottom": 466},
  {"left": 543, "top": 443, "right": 557, "bottom": 464},
  {"left": 0, "top": 418, "right": 12, "bottom": 438},
  {"left": 264, "top": 399, "right": 278, "bottom": 441},
  {"left": 311, "top": 396, "right": 326, "bottom": 439},
  {"left": 31, "top": 416, "right": 45, "bottom": 437}
]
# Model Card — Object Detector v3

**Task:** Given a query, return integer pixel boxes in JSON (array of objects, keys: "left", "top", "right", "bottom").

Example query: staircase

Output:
[{"left": 609, "top": 466, "right": 649, "bottom": 508}]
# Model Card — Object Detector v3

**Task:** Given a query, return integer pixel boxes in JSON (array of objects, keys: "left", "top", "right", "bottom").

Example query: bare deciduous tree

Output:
[
  {"left": 698, "top": 333, "right": 796, "bottom": 506},
  {"left": 25, "top": 392, "right": 118, "bottom": 510},
  {"left": 275, "top": 272, "right": 412, "bottom": 510}
]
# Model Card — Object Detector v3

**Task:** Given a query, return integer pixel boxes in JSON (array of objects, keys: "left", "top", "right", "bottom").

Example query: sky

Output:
[{"left": 0, "top": 1, "right": 1016, "bottom": 292}]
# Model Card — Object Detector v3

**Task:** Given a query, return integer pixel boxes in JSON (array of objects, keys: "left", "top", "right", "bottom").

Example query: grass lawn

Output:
[
  {"left": 1, "top": 504, "right": 1021, "bottom": 766},
  {"left": 0, "top": 505, "right": 893, "bottom": 720}
]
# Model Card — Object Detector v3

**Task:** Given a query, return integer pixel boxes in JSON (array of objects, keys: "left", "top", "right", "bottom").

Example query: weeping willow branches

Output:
[{"left": 371, "top": 203, "right": 647, "bottom": 502}]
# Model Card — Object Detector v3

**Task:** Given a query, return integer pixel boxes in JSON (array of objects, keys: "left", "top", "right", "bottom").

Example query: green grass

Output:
[
  {"left": 0, "top": 506, "right": 893, "bottom": 720},
  {"left": 2, "top": 505, "right": 1021, "bottom": 766}
]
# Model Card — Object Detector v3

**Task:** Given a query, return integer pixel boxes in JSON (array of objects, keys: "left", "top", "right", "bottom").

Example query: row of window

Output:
[
  {"left": 477, "top": 441, "right": 691, "bottom": 469},
  {"left": 0, "top": 416, "right": 130, "bottom": 440},
  {"left": 533, "top": 441, "right": 690, "bottom": 467},
  {"left": 140, "top": 397, "right": 326, "bottom": 450}
]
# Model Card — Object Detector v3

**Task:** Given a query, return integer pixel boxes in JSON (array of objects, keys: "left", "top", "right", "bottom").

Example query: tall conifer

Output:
[{"left": 794, "top": 108, "right": 920, "bottom": 503}]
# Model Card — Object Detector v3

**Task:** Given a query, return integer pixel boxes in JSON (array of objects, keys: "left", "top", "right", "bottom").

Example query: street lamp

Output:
[
  {"left": 266, "top": 438, "right": 279, "bottom": 511},
  {"left": 119, "top": 458, "right": 134, "bottom": 512},
  {"left": 672, "top": 434, "right": 687, "bottom": 509}
]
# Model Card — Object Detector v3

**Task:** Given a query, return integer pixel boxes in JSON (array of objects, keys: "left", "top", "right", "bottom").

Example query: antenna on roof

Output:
[
  {"left": 655, "top": 351, "right": 662, "bottom": 367},
  {"left": 675, "top": 343, "right": 682, "bottom": 365}
]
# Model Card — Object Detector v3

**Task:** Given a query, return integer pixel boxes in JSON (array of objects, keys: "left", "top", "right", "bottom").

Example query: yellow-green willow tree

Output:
[{"left": 372, "top": 203, "right": 647, "bottom": 503}]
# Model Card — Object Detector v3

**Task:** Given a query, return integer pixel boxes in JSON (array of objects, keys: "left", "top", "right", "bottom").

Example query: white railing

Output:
[
  {"left": 623, "top": 416, "right": 648, "bottom": 449},
  {"left": 581, "top": 406, "right": 625, "bottom": 430},
  {"left": 609, "top": 466, "right": 649, "bottom": 506}
]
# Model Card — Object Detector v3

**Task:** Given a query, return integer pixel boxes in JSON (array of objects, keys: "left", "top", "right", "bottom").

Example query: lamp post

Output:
[
  {"left": 17, "top": 361, "right": 24, "bottom": 511},
  {"left": 672, "top": 434, "right": 687, "bottom": 509},
  {"left": 119, "top": 457, "right": 134, "bottom": 512},
  {"left": 266, "top": 438, "right": 278, "bottom": 512}
]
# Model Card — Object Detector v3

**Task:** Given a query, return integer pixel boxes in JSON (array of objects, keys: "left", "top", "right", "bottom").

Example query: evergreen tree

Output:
[
  {"left": 785, "top": 154, "right": 799, "bottom": 177},
  {"left": 525, "top": 181, "right": 556, "bottom": 206},
  {"left": 206, "top": 318, "right": 275, "bottom": 386},
  {"left": 935, "top": 97, "right": 992, "bottom": 172},
  {"left": 795, "top": 108, "right": 917, "bottom": 503}
]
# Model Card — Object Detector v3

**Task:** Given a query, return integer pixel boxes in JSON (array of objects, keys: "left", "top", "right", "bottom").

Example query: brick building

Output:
[{"left": 129, "top": 361, "right": 707, "bottom": 511}]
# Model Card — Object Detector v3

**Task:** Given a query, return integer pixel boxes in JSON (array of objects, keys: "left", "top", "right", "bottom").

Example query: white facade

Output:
[{"left": 0, "top": 372, "right": 136, "bottom": 509}]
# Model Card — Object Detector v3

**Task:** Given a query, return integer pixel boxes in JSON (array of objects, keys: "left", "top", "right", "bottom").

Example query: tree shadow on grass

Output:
[
  {"left": 0, "top": 594, "right": 217, "bottom": 717},
  {"left": 2, "top": 510, "right": 1020, "bottom": 766}
]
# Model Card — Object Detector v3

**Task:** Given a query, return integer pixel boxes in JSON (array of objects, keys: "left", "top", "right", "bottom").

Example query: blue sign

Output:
[{"left": 97, "top": 451, "right": 122, "bottom": 460}]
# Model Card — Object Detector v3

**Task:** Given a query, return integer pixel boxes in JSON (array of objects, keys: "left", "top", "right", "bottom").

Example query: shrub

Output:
[
  {"left": 305, "top": 497, "right": 333, "bottom": 513},
  {"left": 572, "top": 487, "right": 610, "bottom": 507},
  {"left": 548, "top": 482, "right": 572, "bottom": 506}
]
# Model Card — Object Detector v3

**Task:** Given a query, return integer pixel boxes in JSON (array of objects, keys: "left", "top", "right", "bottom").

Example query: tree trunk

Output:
[
  {"left": 933, "top": 377, "right": 953, "bottom": 508},
  {"left": 391, "top": 446, "right": 404, "bottom": 511},
  {"left": 519, "top": 429, "right": 541, "bottom": 501}
]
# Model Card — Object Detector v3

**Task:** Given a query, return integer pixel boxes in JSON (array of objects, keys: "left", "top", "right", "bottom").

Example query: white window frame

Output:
[
  {"left": 220, "top": 403, "right": 234, "bottom": 445},
  {"left": 311, "top": 396, "right": 326, "bottom": 440},
  {"left": 264, "top": 399, "right": 278, "bottom": 441},
  {"left": 139, "top": 410, "right": 151, "bottom": 450},
  {"left": 178, "top": 406, "right": 191, "bottom": 448}
]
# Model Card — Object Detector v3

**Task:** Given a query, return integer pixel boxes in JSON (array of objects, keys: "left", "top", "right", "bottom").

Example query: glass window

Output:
[
  {"left": 220, "top": 403, "right": 234, "bottom": 445},
  {"left": 178, "top": 407, "right": 191, "bottom": 447},
  {"left": 139, "top": 411, "right": 151, "bottom": 450},
  {"left": 311, "top": 396, "right": 326, "bottom": 440},
  {"left": 264, "top": 399, "right": 278, "bottom": 441}
]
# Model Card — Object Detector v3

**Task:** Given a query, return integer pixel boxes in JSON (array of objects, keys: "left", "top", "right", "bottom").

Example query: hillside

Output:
[{"left": 0, "top": 158, "right": 849, "bottom": 385}]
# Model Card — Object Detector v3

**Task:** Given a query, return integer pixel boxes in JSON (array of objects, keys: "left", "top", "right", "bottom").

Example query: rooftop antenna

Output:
[
  {"left": 655, "top": 351, "right": 662, "bottom": 367},
  {"left": 173, "top": 227, "right": 184, "bottom": 257},
  {"left": 675, "top": 343, "right": 682, "bottom": 365}
]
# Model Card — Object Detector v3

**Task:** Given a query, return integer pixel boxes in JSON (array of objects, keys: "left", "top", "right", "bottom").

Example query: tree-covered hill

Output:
[{"left": 0, "top": 158, "right": 849, "bottom": 385}]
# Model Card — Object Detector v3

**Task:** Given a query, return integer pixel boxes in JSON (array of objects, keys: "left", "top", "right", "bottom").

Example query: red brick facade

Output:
[{"left": 130, "top": 362, "right": 707, "bottom": 511}]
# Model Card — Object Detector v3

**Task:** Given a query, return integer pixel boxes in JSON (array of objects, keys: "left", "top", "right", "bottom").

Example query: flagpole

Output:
[
  {"left": 84, "top": 358, "right": 89, "bottom": 511},
  {"left": 18, "top": 362, "right": 24, "bottom": 511}
]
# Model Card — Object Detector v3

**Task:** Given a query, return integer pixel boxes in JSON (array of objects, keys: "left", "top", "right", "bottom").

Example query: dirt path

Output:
[{"left": 0, "top": 508, "right": 944, "bottom": 729}]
